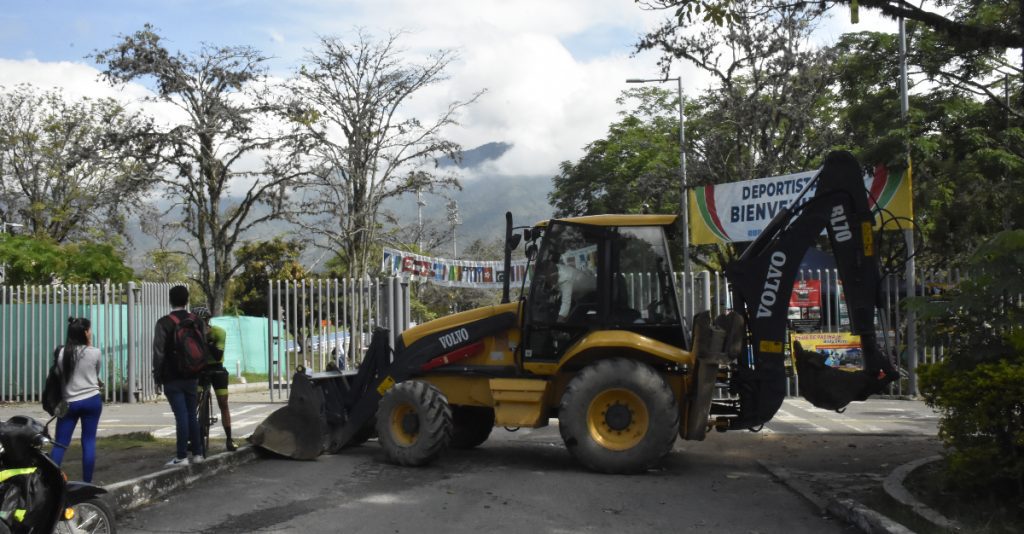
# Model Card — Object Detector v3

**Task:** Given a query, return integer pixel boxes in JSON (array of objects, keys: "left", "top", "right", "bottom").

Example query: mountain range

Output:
[{"left": 126, "top": 142, "right": 555, "bottom": 269}]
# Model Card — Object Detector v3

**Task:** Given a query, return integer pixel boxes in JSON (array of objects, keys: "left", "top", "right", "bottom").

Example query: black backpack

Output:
[
  {"left": 41, "top": 346, "right": 64, "bottom": 416},
  {"left": 168, "top": 313, "right": 209, "bottom": 378}
]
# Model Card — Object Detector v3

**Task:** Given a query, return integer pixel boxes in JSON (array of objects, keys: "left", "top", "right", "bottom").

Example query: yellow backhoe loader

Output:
[{"left": 252, "top": 150, "right": 899, "bottom": 473}]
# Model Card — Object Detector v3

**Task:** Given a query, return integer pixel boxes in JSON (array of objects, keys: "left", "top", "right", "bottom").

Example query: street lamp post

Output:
[{"left": 626, "top": 76, "right": 690, "bottom": 313}]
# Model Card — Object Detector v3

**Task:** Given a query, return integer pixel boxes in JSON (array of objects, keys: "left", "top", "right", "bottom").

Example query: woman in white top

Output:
[{"left": 49, "top": 317, "right": 104, "bottom": 483}]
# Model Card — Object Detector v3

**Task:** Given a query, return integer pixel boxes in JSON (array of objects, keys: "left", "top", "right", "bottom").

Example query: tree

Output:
[
  {"left": 285, "top": 29, "right": 484, "bottom": 278},
  {"left": 914, "top": 230, "right": 1024, "bottom": 502},
  {"left": 0, "top": 234, "right": 133, "bottom": 285},
  {"left": 639, "top": 0, "right": 1024, "bottom": 116},
  {"left": 637, "top": 0, "right": 841, "bottom": 182},
  {"left": 136, "top": 203, "right": 189, "bottom": 283},
  {"left": 226, "top": 237, "right": 306, "bottom": 317},
  {"left": 0, "top": 85, "right": 156, "bottom": 243},
  {"left": 94, "top": 24, "right": 300, "bottom": 315},
  {"left": 550, "top": 86, "right": 682, "bottom": 217},
  {"left": 637, "top": 0, "right": 1024, "bottom": 52},
  {"left": 829, "top": 30, "right": 1024, "bottom": 266}
]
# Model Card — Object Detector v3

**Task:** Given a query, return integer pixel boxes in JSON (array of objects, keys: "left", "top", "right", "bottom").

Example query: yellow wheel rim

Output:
[
  {"left": 390, "top": 403, "right": 418, "bottom": 446},
  {"left": 586, "top": 388, "right": 649, "bottom": 451}
]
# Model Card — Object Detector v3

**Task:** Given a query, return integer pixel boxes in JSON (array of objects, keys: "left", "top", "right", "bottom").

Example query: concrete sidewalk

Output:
[{"left": 0, "top": 382, "right": 284, "bottom": 441}]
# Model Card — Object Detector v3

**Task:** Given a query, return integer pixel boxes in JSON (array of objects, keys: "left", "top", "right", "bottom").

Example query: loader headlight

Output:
[{"left": 64, "top": 507, "right": 74, "bottom": 520}]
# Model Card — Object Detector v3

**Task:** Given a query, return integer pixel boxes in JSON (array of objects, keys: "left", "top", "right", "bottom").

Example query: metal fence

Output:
[
  {"left": 0, "top": 282, "right": 174, "bottom": 404},
  {"left": 265, "top": 277, "right": 410, "bottom": 400},
  {"left": 2, "top": 268, "right": 956, "bottom": 405}
]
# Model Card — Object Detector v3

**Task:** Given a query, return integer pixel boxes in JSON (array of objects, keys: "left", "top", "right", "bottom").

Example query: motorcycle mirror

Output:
[{"left": 508, "top": 234, "right": 522, "bottom": 251}]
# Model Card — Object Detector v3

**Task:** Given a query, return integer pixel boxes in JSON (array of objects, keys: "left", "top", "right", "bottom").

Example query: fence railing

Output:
[
  {"left": 2, "top": 268, "right": 958, "bottom": 405},
  {"left": 265, "top": 277, "right": 408, "bottom": 400},
  {"left": 1, "top": 282, "right": 174, "bottom": 404}
]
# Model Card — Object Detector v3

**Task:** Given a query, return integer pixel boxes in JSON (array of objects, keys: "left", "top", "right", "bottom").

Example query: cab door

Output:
[{"left": 522, "top": 221, "right": 606, "bottom": 362}]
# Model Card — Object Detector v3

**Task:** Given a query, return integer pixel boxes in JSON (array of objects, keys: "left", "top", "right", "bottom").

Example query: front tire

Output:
[
  {"left": 375, "top": 380, "right": 452, "bottom": 466},
  {"left": 57, "top": 497, "right": 117, "bottom": 534},
  {"left": 559, "top": 358, "right": 679, "bottom": 474}
]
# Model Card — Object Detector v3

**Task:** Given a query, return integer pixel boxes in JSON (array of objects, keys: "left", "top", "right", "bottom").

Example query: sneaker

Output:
[
  {"left": 226, "top": 439, "right": 237, "bottom": 452},
  {"left": 165, "top": 457, "right": 189, "bottom": 467},
  {"left": 190, "top": 454, "right": 205, "bottom": 465}
]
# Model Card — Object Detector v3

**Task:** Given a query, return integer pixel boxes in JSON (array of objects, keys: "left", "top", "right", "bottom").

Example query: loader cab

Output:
[{"left": 522, "top": 215, "right": 684, "bottom": 362}]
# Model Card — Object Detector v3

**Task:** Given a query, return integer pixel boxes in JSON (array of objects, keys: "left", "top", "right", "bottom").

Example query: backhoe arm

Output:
[{"left": 722, "top": 151, "right": 897, "bottom": 430}]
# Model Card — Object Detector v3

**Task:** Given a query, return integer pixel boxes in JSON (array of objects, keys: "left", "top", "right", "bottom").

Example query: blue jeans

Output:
[
  {"left": 164, "top": 378, "right": 203, "bottom": 459},
  {"left": 50, "top": 394, "right": 103, "bottom": 482}
]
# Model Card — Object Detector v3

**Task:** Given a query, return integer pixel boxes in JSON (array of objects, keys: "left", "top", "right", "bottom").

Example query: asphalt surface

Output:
[{"left": 0, "top": 389, "right": 946, "bottom": 534}]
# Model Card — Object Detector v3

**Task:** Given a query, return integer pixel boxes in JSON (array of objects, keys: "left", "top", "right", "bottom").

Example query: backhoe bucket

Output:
[
  {"left": 794, "top": 342, "right": 894, "bottom": 411},
  {"left": 250, "top": 372, "right": 327, "bottom": 460}
]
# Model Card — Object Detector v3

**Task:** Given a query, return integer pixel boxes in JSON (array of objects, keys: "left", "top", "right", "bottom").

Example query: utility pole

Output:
[
  {"left": 899, "top": 15, "right": 918, "bottom": 397},
  {"left": 446, "top": 200, "right": 461, "bottom": 258},
  {"left": 416, "top": 188, "right": 427, "bottom": 252},
  {"left": 626, "top": 74, "right": 690, "bottom": 318}
]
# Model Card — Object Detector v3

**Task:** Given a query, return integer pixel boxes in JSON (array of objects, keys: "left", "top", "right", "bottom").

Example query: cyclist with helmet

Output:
[{"left": 192, "top": 306, "right": 237, "bottom": 451}]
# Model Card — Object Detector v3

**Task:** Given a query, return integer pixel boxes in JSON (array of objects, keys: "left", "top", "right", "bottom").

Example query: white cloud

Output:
[{"left": 0, "top": 1, "right": 902, "bottom": 185}]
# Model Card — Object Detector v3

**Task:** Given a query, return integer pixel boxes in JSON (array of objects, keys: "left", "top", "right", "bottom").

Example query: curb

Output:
[
  {"left": 883, "top": 455, "right": 963, "bottom": 533},
  {"left": 759, "top": 461, "right": 912, "bottom": 534},
  {"left": 226, "top": 381, "right": 272, "bottom": 394},
  {"left": 103, "top": 446, "right": 259, "bottom": 515}
]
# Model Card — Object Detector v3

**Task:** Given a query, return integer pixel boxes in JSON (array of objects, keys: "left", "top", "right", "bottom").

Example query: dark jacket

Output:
[{"left": 152, "top": 309, "right": 195, "bottom": 385}]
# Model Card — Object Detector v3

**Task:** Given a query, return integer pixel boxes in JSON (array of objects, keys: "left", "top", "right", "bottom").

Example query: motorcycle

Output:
[{"left": 0, "top": 415, "right": 116, "bottom": 533}]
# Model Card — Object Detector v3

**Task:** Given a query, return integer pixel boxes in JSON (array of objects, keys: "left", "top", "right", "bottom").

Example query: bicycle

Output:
[{"left": 196, "top": 369, "right": 218, "bottom": 455}]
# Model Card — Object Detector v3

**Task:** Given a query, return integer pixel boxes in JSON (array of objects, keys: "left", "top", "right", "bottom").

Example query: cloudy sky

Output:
[{"left": 0, "top": 0, "right": 892, "bottom": 181}]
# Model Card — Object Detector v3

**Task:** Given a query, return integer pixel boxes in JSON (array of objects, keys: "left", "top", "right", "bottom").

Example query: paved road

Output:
[
  {"left": 103, "top": 398, "right": 937, "bottom": 534},
  {"left": 758, "top": 397, "right": 938, "bottom": 436}
]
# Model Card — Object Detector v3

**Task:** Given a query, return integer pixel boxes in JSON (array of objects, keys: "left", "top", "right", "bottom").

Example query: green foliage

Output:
[
  {"left": 914, "top": 230, "right": 1024, "bottom": 500},
  {"left": 0, "top": 234, "right": 133, "bottom": 285},
  {"left": 226, "top": 237, "right": 307, "bottom": 317},
  {"left": 61, "top": 242, "right": 134, "bottom": 284},
  {"left": 638, "top": 0, "right": 1024, "bottom": 51},
  {"left": 550, "top": 87, "right": 681, "bottom": 217},
  {"left": 95, "top": 24, "right": 296, "bottom": 315},
  {"left": 139, "top": 249, "right": 188, "bottom": 284},
  {"left": 0, "top": 85, "right": 157, "bottom": 243}
]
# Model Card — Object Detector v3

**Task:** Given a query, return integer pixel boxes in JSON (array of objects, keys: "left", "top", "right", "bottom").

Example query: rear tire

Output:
[
  {"left": 558, "top": 358, "right": 679, "bottom": 474},
  {"left": 57, "top": 497, "right": 117, "bottom": 534},
  {"left": 450, "top": 406, "right": 495, "bottom": 449},
  {"left": 376, "top": 380, "right": 452, "bottom": 466}
]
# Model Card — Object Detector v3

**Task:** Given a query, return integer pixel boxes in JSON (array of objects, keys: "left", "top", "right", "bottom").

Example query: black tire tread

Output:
[
  {"left": 375, "top": 380, "right": 452, "bottom": 466},
  {"left": 558, "top": 358, "right": 679, "bottom": 474}
]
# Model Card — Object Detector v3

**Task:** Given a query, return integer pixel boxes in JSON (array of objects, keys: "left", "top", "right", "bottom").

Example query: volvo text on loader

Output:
[{"left": 252, "top": 150, "right": 900, "bottom": 474}]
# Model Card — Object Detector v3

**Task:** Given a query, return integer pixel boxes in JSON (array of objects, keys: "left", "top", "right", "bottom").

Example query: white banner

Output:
[
  {"left": 691, "top": 163, "right": 914, "bottom": 244},
  {"left": 381, "top": 248, "right": 530, "bottom": 289}
]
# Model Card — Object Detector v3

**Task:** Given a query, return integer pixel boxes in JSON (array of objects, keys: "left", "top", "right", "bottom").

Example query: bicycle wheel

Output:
[{"left": 198, "top": 388, "right": 211, "bottom": 455}]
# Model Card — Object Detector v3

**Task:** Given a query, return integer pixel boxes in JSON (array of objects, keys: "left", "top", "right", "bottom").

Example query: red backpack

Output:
[{"left": 168, "top": 313, "right": 209, "bottom": 378}]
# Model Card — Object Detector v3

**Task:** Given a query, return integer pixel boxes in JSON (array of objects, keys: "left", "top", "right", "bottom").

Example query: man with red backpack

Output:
[{"left": 152, "top": 285, "right": 208, "bottom": 467}]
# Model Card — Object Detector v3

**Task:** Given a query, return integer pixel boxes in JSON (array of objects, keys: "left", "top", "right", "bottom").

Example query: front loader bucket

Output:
[
  {"left": 250, "top": 372, "right": 327, "bottom": 460},
  {"left": 794, "top": 342, "right": 895, "bottom": 411}
]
